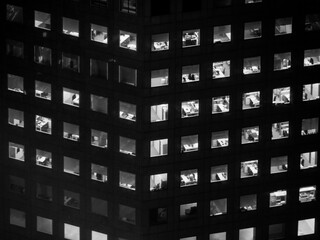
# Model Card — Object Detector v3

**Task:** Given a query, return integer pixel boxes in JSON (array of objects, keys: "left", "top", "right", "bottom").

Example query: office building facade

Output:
[{"left": 1, "top": 0, "right": 320, "bottom": 239}]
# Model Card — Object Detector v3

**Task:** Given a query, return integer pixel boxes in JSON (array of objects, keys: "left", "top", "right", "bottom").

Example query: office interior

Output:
[
  {"left": 180, "top": 169, "right": 198, "bottom": 187},
  {"left": 63, "top": 122, "right": 79, "bottom": 141},
  {"left": 119, "top": 136, "right": 136, "bottom": 155},
  {"left": 211, "top": 165, "right": 228, "bottom": 182},
  {"left": 150, "top": 139, "right": 168, "bottom": 157},
  {"left": 91, "top": 163, "right": 108, "bottom": 182},
  {"left": 151, "top": 68, "right": 168, "bottom": 87},
  {"left": 240, "top": 160, "right": 258, "bottom": 178},
  {"left": 181, "top": 135, "right": 198, "bottom": 153},
  {"left": 63, "top": 156, "right": 80, "bottom": 176}
]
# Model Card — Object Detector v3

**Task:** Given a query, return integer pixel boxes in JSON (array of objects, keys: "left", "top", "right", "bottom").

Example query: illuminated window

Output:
[
  {"left": 151, "top": 69, "right": 168, "bottom": 87},
  {"left": 244, "top": 21, "right": 262, "bottom": 39},
  {"left": 36, "top": 149, "right": 52, "bottom": 169},
  {"left": 119, "top": 65, "right": 137, "bottom": 86},
  {"left": 305, "top": 14, "right": 320, "bottom": 32},
  {"left": 180, "top": 169, "right": 198, "bottom": 187},
  {"left": 91, "top": 129, "right": 108, "bottom": 148},
  {"left": 91, "top": 197, "right": 108, "bottom": 216},
  {"left": 241, "top": 126, "right": 259, "bottom": 144},
  {"left": 212, "top": 61, "right": 230, "bottom": 79},
  {"left": 269, "top": 190, "right": 287, "bottom": 207},
  {"left": 6, "top": 39, "right": 24, "bottom": 58},
  {"left": 91, "top": 94, "right": 108, "bottom": 114},
  {"left": 36, "top": 183, "right": 52, "bottom": 201},
  {"left": 152, "top": 33, "right": 169, "bottom": 51},
  {"left": 274, "top": 52, "right": 291, "bottom": 71},
  {"left": 242, "top": 91, "right": 260, "bottom": 110},
  {"left": 240, "top": 194, "right": 257, "bottom": 212},
  {"left": 119, "top": 136, "right": 136, "bottom": 156},
  {"left": 62, "top": 52, "right": 80, "bottom": 72},
  {"left": 241, "top": 160, "right": 258, "bottom": 178},
  {"left": 64, "top": 190, "right": 80, "bottom": 209},
  {"left": 149, "top": 207, "right": 167, "bottom": 225},
  {"left": 91, "top": 24, "right": 108, "bottom": 44},
  {"left": 34, "top": 11, "right": 51, "bottom": 30},
  {"left": 119, "top": 171, "right": 136, "bottom": 190},
  {"left": 63, "top": 122, "right": 79, "bottom": 141},
  {"left": 9, "top": 175, "right": 25, "bottom": 195},
  {"left": 64, "top": 223, "right": 80, "bottom": 240},
  {"left": 35, "top": 115, "right": 52, "bottom": 134},
  {"left": 150, "top": 139, "right": 168, "bottom": 157},
  {"left": 182, "top": 29, "right": 200, "bottom": 48},
  {"left": 299, "top": 186, "right": 316, "bottom": 203},
  {"left": 63, "top": 156, "right": 80, "bottom": 176},
  {"left": 150, "top": 104, "right": 168, "bottom": 122},
  {"left": 297, "top": 218, "right": 315, "bottom": 236},
  {"left": 211, "top": 165, "right": 228, "bottom": 182},
  {"left": 272, "top": 87, "right": 290, "bottom": 105},
  {"left": 243, "top": 56, "right": 261, "bottom": 74},
  {"left": 8, "top": 108, "right": 24, "bottom": 128},
  {"left": 270, "top": 156, "right": 288, "bottom": 174},
  {"left": 210, "top": 198, "right": 227, "bottom": 216},
  {"left": 9, "top": 142, "right": 24, "bottom": 161},
  {"left": 150, "top": 173, "right": 167, "bottom": 191},
  {"left": 90, "top": 59, "right": 108, "bottom": 79},
  {"left": 91, "top": 163, "right": 108, "bottom": 182},
  {"left": 37, "top": 216, "right": 52, "bottom": 235},
  {"left": 180, "top": 202, "right": 197, "bottom": 220},
  {"left": 181, "top": 100, "right": 199, "bottom": 118},
  {"left": 119, "top": 101, "right": 136, "bottom": 121},
  {"left": 62, "top": 17, "right": 79, "bottom": 37},
  {"left": 119, "top": 204, "right": 136, "bottom": 224},
  {"left": 35, "top": 81, "right": 51, "bottom": 100},
  {"left": 275, "top": 17, "right": 292, "bottom": 35},
  {"left": 182, "top": 65, "right": 199, "bottom": 83},
  {"left": 212, "top": 96, "right": 230, "bottom": 114},
  {"left": 181, "top": 135, "right": 198, "bottom": 153},
  {"left": 301, "top": 117, "right": 318, "bottom": 135},
  {"left": 303, "top": 83, "right": 320, "bottom": 101},
  {"left": 209, "top": 232, "right": 226, "bottom": 240},
  {"left": 211, "top": 130, "right": 229, "bottom": 148},
  {"left": 213, "top": 25, "right": 231, "bottom": 43},
  {"left": 272, "top": 121, "right": 289, "bottom": 140},
  {"left": 63, "top": 88, "right": 79, "bottom": 107},
  {"left": 304, "top": 48, "right": 320, "bottom": 66},
  {"left": 300, "top": 151, "right": 318, "bottom": 169},
  {"left": 6, "top": 4, "right": 23, "bottom": 23},
  {"left": 92, "top": 231, "right": 108, "bottom": 240},
  {"left": 8, "top": 74, "right": 25, "bottom": 94},
  {"left": 119, "top": 30, "right": 137, "bottom": 50},
  {"left": 239, "top": 227, "right": 256, "bottom": 240},
  {"left": 269, "top": 223, "right": 285, "bottom": 240},
  {"left": 10, "top": 209, "right": 25, "bottom": 228},
  {"left": 120, "top": 0, "right": 136, "bottom": 14}
]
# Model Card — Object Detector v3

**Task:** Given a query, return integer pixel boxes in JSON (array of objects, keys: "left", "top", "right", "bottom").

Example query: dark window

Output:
[
  {"left": 7, "top": 39, "right": 24, "bottom": 58},
  {"left": 36, "top": 183, "right": 52, "bottom": 201},
  {"left": 151, "top": 0, "right": 170, "bottom": 16},
  {"left": 90, "top": 59, "right": 108, "bottom": 79},
  {"left": 214, "top": 0, "right": 232, "bottom": 7},
  {"left": 183, "top": 0, "right": 201, "bottom": 12},
  {"left": 9, "top": 175, "right": 25, "bottom": 194},
  {"left": 150, "top": 207, "right": 168, "bottom": 225},
  {"left": 91, "top": 0, "right": 108, "bottom": 7},
  {"left": 6, "top": 4, "right": 23, "bottom": 23}
]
